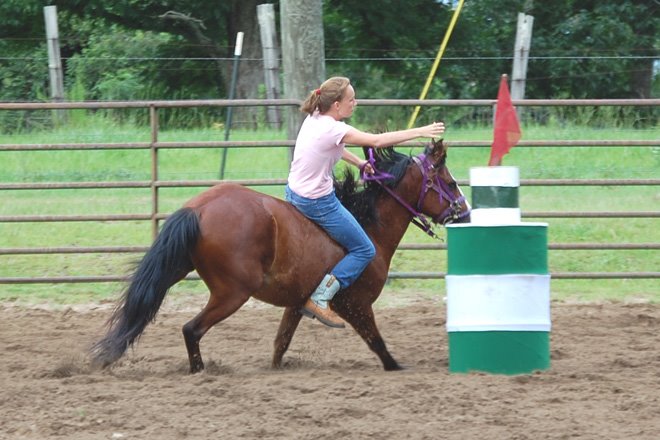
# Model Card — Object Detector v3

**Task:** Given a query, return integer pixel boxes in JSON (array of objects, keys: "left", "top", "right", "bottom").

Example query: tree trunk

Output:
[{"left": 280, "top": 0, "right": 326, "bottom": 144}]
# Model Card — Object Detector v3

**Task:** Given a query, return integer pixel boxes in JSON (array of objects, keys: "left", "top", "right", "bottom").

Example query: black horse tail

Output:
[{"left": 91, "top": 207, "right": 200, "bottom": 368}]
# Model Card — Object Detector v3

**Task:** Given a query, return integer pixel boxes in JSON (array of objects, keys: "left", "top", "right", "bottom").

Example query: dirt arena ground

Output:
[{"left": 1, "top": 295, "right": 659, "bottom": 440}]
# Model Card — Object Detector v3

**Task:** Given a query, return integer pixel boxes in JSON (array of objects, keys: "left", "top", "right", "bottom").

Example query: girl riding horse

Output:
[{"left": 91, "top": 138, "right": 470, "bottom": 373}]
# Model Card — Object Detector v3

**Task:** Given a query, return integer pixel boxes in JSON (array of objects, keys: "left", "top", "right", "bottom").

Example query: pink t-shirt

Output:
[{"left": 287, "top": 113, "right": 352, "bottom": 199}]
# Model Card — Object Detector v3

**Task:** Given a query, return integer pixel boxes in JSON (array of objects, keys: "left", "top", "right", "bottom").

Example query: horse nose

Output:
[
  {"left": 453, "top": 205, "right": 471, "bottom": 224},
  {"left": 459, "top": 199, "right": 472, "bottom": 223},
  {"left": 457, "top": 209, "right": 471, "bottom": 223}
]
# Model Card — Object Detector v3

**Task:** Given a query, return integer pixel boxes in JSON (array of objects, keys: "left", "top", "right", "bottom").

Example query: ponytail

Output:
[{"left": 300, "top": 77, "right": 351, "bottom": 115}]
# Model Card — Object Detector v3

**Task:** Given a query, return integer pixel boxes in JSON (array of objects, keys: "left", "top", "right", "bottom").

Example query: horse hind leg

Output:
[
  {"left": 182, "top": 285, "right": 249, "bottom": 374},
  {"left": 272, "top": 306, "right": 304, "bottom": 369}
]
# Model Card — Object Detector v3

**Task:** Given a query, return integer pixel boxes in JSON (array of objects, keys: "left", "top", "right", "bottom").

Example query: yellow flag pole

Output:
[{"left": 407, "top": 0, "right": 465, "bottom": 129}]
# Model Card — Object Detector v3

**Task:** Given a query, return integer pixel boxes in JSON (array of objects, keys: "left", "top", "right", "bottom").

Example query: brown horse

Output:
[{"left": 91, "top": 139, "right": 470, "bottom": 373}]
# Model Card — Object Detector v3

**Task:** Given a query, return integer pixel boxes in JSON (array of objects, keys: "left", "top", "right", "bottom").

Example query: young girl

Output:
[{"left": 286, "top": 76, "right": 445, "bottom": 328}]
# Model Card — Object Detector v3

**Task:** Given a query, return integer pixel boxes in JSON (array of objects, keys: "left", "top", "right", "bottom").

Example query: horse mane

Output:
[{"left": 334, "top": 147, "right": 413, "bottom": 227}]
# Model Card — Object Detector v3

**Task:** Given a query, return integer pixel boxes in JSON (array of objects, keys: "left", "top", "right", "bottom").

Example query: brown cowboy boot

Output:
[
  {"left": 301, "top": 274, "right": 345, "bottom": 328},
  {"left": 301, "top": 298, "right": 346, "bottom": 328}
]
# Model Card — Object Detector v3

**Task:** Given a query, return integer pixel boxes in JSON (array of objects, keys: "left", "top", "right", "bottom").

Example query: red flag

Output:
[{"left": 488, "top": 75, "right": 521, "bottom": 166}]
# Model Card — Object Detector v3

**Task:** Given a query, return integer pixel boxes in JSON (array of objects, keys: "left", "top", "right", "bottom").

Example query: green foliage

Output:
[
  {"left": 0, "top": 0, "right": 656, "bottom": 132},
  {"left": 0, "top": 0, "right": 45, "bottom": 33},
  {"left": 528, "top": 1, "right": 657, "bottom": 100},
  {"left": 324, "top": 0, "right": 657, "bottom": 102},
  {"left": 0, "top": 40, "right": 50, "bottom": 131}
]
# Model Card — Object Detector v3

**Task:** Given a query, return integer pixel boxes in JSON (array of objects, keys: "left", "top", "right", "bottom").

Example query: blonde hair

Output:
[{"left": 300, "top": 77, "right": 351, "bottom": 115}]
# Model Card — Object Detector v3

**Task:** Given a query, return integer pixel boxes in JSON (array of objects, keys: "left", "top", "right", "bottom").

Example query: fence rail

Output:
[
  {"left": 2, "top": 177, "right": 659, "bottom": 191},
  {"left": 1, "top": 271, "right": 659, "bottom": 285},
  {"left": 2, "top": 242, "right": 658, "bottom": 255},
  {"left": 1, "top": 98, "right": 658, "bottom": 110},
  {"left": 1, "top": 98, "right": 658, "bottom": 284},
  {"left": 2, "top": 139, "right": 658, "bottom": 152},
  {"left": 1, "top": 210, "right": 659, "bottom": 224}
]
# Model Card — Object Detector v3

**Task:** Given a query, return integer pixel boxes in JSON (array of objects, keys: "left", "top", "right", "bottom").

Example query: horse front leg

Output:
[
  {"left": 335, "top": 301, "right": 403, "bottom": 371},
  {"left": 272, "top": 306, "right": 303, "bottom": 368}
]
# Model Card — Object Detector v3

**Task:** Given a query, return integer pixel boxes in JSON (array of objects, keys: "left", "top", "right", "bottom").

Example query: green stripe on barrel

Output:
[
  {"left": 448, "top": 331, "right": 550, "bottom": 374},
  {"left": 471, "top": 186, "right": 519, "bottom": 208},
  {"left": 447, "top": 224, "right": 548, "bottom": 275}
]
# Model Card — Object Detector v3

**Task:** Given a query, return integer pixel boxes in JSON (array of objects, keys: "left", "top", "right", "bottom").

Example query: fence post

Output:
[
  {"left": 150, "top": 105, "right": 159, "bottom": 240},
  {"left": 219, "top": 32, "right": 244, "bottom": 180},
  {"left": 511, "top": 13, "right": 534, "bottom": 101},
  {"left": 43, "top": 6, "right": 66, "bottom": 124}
]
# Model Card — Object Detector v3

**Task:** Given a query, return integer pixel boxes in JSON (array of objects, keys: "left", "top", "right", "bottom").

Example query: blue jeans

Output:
[{"left": 285, "top": 185, "right": 376, "bottom": 289}]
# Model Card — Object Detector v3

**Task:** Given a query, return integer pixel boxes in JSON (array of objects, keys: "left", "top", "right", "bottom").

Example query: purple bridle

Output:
[{"left": 360, "top": 148, "right": 470, "bottom": 238}]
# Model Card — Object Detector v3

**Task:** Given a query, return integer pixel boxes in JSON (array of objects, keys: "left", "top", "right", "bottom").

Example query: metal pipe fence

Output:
[{"left": 1, "top": 98, "right": 658, "bottom": 284}]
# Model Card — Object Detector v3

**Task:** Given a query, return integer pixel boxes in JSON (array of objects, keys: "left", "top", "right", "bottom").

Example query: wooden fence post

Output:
[
  {"left": 43, "top": 6, "right": 66, "bottom": 123},
  {"left": 511, "top": 13, "right": 534, "bottom": 101}
]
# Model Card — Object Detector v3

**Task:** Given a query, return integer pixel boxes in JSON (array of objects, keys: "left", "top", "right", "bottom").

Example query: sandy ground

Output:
[{"left": 1, "top": 295, "right": 659, "bottom": 440}]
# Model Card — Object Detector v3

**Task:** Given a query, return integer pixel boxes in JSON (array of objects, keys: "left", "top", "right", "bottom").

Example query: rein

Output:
[{"left": 360, "top": 147, "right": 469, "bottom": 238}]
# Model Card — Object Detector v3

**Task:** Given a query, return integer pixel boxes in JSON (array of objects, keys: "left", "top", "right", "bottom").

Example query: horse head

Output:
[
  {"left": 360, "top": 140, "right": 470, "bottom": 237},
  {"left": 413, "top": 138, "right": 471, "bottom": 228},
  {"left": 344, "top": 141, "right": 470, "bottom": 238}
]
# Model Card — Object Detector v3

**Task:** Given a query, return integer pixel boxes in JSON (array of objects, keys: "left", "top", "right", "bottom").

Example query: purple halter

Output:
[{"left": 360, "top": 148, "right": 470, "bottom": 238}]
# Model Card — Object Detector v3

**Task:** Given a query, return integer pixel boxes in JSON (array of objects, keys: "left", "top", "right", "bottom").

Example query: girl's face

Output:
[{"left": 335, "top": 85, "right": 357, "bottom": 119}]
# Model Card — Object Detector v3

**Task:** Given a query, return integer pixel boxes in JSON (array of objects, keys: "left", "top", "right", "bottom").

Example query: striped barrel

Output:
[{"left": 445, "top": 166, "right": 551, "bottom": 375}]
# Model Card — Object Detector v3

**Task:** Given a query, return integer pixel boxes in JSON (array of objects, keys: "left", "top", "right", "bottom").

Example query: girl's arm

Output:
[
  {"left": 341, "top": 122, "right": 445, "bottom": 148},
  {"left": 341, "top": 148, "right": 366, "bottom": 168}
]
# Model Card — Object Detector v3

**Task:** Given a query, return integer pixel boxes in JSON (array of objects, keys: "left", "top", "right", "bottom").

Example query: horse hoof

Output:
[
  {"left": 384, "top": 363, "right": 406, "bottom": 371},
  {"left": 189, "top": 363, "right": 205, "bottom": 374}
]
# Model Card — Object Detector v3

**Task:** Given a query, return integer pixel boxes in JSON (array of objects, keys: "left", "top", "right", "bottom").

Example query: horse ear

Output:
[{"left": 429, "top": 138, "right": 447, "bottom": 164}]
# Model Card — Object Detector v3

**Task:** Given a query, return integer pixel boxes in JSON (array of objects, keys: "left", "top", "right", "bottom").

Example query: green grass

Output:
[{"left": 0, "top": 113, "right": 658, "bottom": 305}]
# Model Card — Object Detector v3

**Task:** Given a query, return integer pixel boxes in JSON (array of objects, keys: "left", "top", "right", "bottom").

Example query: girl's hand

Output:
[
  {"left": 360, "top": 161, "right": 374, "bottom": 175},
  {"left": 424, "top": 121, "right": 445, "bottom": 138}
]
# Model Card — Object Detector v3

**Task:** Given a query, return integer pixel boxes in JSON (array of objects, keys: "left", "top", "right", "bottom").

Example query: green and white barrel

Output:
[{"left": 445, "top": 167, "right": 551, "bottom": 375}]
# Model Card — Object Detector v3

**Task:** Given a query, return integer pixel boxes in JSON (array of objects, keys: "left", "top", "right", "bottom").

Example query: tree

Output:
[
  {"left": 281, "top": 0, "right": 325, "bottom": 139},
  {"left": 323, "top": 0, "right": 657, "bottom": 100},
  {"left": 1, "top": 0, "right": 267, "bottom": 100},
  {"left": 0, "top": 0, "right": 656, "bottom": 114},
  {"left": 443, "top": 0, "right": 658, "bottom": 99}
]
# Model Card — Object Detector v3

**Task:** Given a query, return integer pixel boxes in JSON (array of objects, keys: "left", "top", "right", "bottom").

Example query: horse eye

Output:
[{"left": 448, "top": 181, "right": 458, "bottom": 190}]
